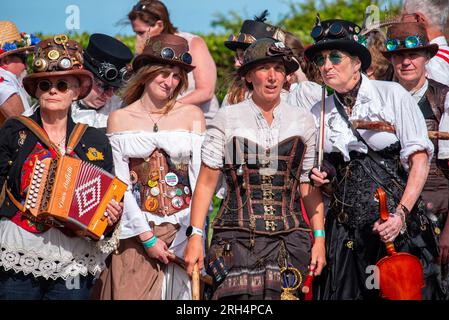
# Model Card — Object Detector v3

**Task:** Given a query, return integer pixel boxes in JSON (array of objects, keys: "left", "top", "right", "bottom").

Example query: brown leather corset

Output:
[
  {"left": 129, "top": 149, "right": 191, "bottom": 216},
  {"left": 214, "top": 136, "right": 310, "bottom": 235}
]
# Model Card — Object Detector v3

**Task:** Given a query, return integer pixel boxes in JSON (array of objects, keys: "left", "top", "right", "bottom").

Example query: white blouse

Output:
[
  {"left": 108, "top": 130, "right": 204, "bottom": 258},
  {"left": 310, "top": 74, "right": 434, "bottom": 171},
  {"left": 287, "top": 80, "right": 324, "bottom": 111},
  {"left": 202, "top": 98, "right": 317, "bottom": 182}
]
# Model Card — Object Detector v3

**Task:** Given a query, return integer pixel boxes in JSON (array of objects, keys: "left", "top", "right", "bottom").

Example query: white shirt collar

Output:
[{"left": 430, "top": 36, "right": 448, "bottom": 46}]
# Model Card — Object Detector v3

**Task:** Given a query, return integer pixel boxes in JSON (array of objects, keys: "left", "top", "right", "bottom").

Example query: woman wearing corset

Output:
[
  {"left": 0, "top": 35, "right": 122, "bottom": 299},
  {"left": 184, "top": 38, "right": 326, "bottom": 300},
  {"left": 128, "top": 0, "right": 219, "bottom": 123},
  {"left": 306, "top": 18, "right": 440, "bottom": 299},
  {"left": 92, "top": 33, "right": 205, "bottom": 300}
]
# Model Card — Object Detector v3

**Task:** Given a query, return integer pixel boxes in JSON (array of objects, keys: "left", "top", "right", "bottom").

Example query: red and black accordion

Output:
[{"left": 23, "top": 155, "right": 127, "bottom": 240}]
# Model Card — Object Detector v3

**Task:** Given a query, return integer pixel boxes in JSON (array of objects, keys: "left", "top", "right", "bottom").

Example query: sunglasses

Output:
[
  {"left": 160, "top": 47, "right": 193, "bottom": 65},
  {"left": 386, "top": 35, "right": 424, "bottom": 51},
  {"left": 313, "top": 50, "right": 347, "bottom": 67},
  {"left": 37, "top": 79, "right": 72, "bottom": 93}
]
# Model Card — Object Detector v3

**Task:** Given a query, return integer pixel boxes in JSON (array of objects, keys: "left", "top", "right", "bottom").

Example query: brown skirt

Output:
[{"left": 91, "top": 222, "right": 178, "bottom": 300}]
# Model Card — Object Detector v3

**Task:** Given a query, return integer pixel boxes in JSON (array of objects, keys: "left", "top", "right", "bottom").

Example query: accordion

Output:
[{"left": 23, "top": 155, "right": 127, "bottom": 240}]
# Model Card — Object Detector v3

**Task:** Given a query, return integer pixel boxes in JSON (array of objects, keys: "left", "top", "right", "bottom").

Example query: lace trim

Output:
[{"left": 0, "top": 244, "right": 105, "bottom": 280}]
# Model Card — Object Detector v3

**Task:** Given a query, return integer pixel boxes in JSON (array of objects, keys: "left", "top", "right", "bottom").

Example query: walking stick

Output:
[
  {"left": 317, "top": 85, "right": 327, "bottom": 170},
  {"left": 192, "top": 262, "right": 200, "bottom": 300}
]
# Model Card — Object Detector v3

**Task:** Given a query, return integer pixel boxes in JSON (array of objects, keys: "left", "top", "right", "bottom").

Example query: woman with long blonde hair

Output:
[{"left": 92, "top": 34, "right": 206, "bottom": 300}]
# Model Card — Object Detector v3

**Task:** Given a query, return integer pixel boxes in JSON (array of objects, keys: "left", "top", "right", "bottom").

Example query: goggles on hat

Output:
[
  {"left": 160, "top": 47, "right": 193, "bottom": 65},
  {"left": 311, "top": 22, "right": 351, "bottom": 41},
  {"left": 98, "top": 62, "right": 132, "bottom": 82},
  {"left": 85, "top": 51, "right": 132, "bottom": 82},
  {"left": 385, "top": 35, "right": 425, "bottom": 51},
  {"left": 227, "top": 33, "right": 257, "bottom": 44}
]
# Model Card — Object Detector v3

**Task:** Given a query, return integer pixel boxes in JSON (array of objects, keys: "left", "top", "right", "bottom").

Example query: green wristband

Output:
[
  {"left": 313, "top": 229, "right": 325, "bottom": 238},
  {"left": 142, "top": 236, "right": 158, "bottom": 249}
]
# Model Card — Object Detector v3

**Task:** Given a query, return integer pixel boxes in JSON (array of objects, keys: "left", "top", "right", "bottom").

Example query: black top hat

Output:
[
  {"left": 237, "top": 38, "right": 299, "bottom": 77},
  {"left": 304, "top": 17, "right": 372, "bottom": 72},
  {"left": 83, "top": 33, "right": 133, "bottom": 88},
  {"left": 224, "top": 11, "right": 286, "bottom": 51}
]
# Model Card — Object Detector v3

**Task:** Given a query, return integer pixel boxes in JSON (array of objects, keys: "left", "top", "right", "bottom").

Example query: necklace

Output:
[
  {"left": 140, "top": 98, "right": 168, "bottom": 132},
  {"left": 53, "top": 135, "right": 66, "bottom": 154}
]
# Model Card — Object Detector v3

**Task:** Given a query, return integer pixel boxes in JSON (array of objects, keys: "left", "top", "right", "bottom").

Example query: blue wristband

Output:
[
  {"left": 313, "top": 229, "right": 325, "bottom": 238},
  {"left": 142, "top": 236, "right": 158, "bottom": 249}
]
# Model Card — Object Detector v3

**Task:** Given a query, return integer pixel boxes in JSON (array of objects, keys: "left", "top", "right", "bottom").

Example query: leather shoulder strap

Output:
[
  {"left": 426, "top": 79, "right": 449, "bottom": 123},
  {"left": 10, "top": 115, "right": 61, "bottom": 157},
  {"left": 66, "top": 123, "right": 88, "bottom": 154}
]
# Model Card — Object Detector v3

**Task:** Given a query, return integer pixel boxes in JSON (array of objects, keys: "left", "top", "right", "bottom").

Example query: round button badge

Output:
[
  {"left": 168, "top": 189, "right": 177, "bottom": 198},
  {"left": 175, "top": 188, "right": 183, "bottom": 196},
  {"left": 145, "top": 197, "right": 159, "bottom": 212},
  {"left": 147, "top": 179, "right": 158, "bottom": 188},
  {"left": 171, "top": 196, "right": 184, "bottom": 210},
  {"left": 165, "top": 172, "right": 179, "bottom": 187},
  {"left": 150, "top": 187, "right": 160, "bottom": 197},
  {"left": 184, "top": 186, "right": 190, "bottom": 195},
  {"left": 149, "top": 170, "right": 160, "bottom": 181}
]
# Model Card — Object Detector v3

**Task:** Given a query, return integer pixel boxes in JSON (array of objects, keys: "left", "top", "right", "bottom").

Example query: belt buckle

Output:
[{"left": 261, "top": 183, "right": 272, "bottom": 191}]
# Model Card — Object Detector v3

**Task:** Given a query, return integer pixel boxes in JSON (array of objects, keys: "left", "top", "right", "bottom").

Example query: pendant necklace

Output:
[
  {"left": 141, "top": 98, "right": 168, "bottom": 132},
  {"left": 147, "top": 112, "right": 166, "bottom": 132}
]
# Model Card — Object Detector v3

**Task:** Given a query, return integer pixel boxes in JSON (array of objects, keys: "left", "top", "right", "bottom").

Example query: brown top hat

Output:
[
  {"left": 0, "top": 21, "right": 40, "bottom": 59},
  {"left": 381, "top": 22, "right": 438, "bottom": 59},
  {"left": 132, "top": 34, "right": 195, "bottom": 73},
  {"left": 23, "top": 34, "right": 93, "bottom": 99}
]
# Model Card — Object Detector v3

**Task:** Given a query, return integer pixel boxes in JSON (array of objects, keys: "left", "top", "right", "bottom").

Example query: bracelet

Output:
[
  {"left": 313, "top": 229, "right": 325, "bottom": 238},
  {"left": 142, "top": 236, "right": 158, "bottom": 249},
  {"left": 395, "top": 205, "right": 407, "bottom": 235}
]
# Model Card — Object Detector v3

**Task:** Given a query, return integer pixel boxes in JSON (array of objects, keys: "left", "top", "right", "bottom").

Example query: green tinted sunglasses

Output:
[{"left": 314, "top": 50, "right": 347, "bottom": 67}]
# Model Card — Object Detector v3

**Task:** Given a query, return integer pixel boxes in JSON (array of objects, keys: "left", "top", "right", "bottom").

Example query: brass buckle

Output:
[{"left": 261, "top": 183, "right": 272, "bottom": 191}]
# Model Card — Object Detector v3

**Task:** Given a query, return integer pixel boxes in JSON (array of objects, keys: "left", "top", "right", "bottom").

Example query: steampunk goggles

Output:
[
  {"left": 160, "top": 47, "right": 193, "bottom": 65},
  {"left": 385, "top": 35, "right": 425, "bottom": 51}
]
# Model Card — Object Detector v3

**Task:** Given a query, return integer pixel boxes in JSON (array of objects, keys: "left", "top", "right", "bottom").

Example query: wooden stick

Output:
[
  {"left": 192, "top": 263, "right": 200, "bottom": 300},
  {"left": 352, "top": 120, "right": 449, "bottom": 140},
  {"left": 168, "top": 253, "right": 213, "bottom": 286}
]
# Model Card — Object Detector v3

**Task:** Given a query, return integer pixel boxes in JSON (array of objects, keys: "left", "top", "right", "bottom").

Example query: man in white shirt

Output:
[
  {"left": 0, "top": 21, "right": 40, "bottom": 121},
  {"left": 384, "top": 20, "right": 449, "bottom": 300},
  {"left": 402, "top": 0, "right": 449, "bottom": 86},
  {"left": 71, "top": 33, "right": 133, "bottom": 130}
]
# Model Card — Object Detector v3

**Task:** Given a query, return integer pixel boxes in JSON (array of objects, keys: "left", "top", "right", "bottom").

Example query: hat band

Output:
[
  {"left": 227, "top": 32, "right": 257, "bottom": 45},
  {"left": 386, "top": 35, "right": 427, "bottom": 51},
  {"left": 1, "top": 32, "right": 40, "bottom": 52}
]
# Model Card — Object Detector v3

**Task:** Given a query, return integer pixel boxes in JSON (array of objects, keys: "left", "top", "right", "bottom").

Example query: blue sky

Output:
[{"left": 1, "top": 0, "right": 294, "bottom": 36}]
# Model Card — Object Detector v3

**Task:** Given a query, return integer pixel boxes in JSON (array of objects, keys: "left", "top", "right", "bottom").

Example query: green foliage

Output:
[
  {"left": 33, "top": 0, "right": 401, "bottom": 104},
  {"left": 278, "top": 0, "right": 401, "bottom": 44}
]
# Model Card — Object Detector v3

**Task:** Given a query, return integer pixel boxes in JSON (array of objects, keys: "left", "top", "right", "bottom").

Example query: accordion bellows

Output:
[{"left": 24, "top": 156, "right": 127, "bottom": 240}]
